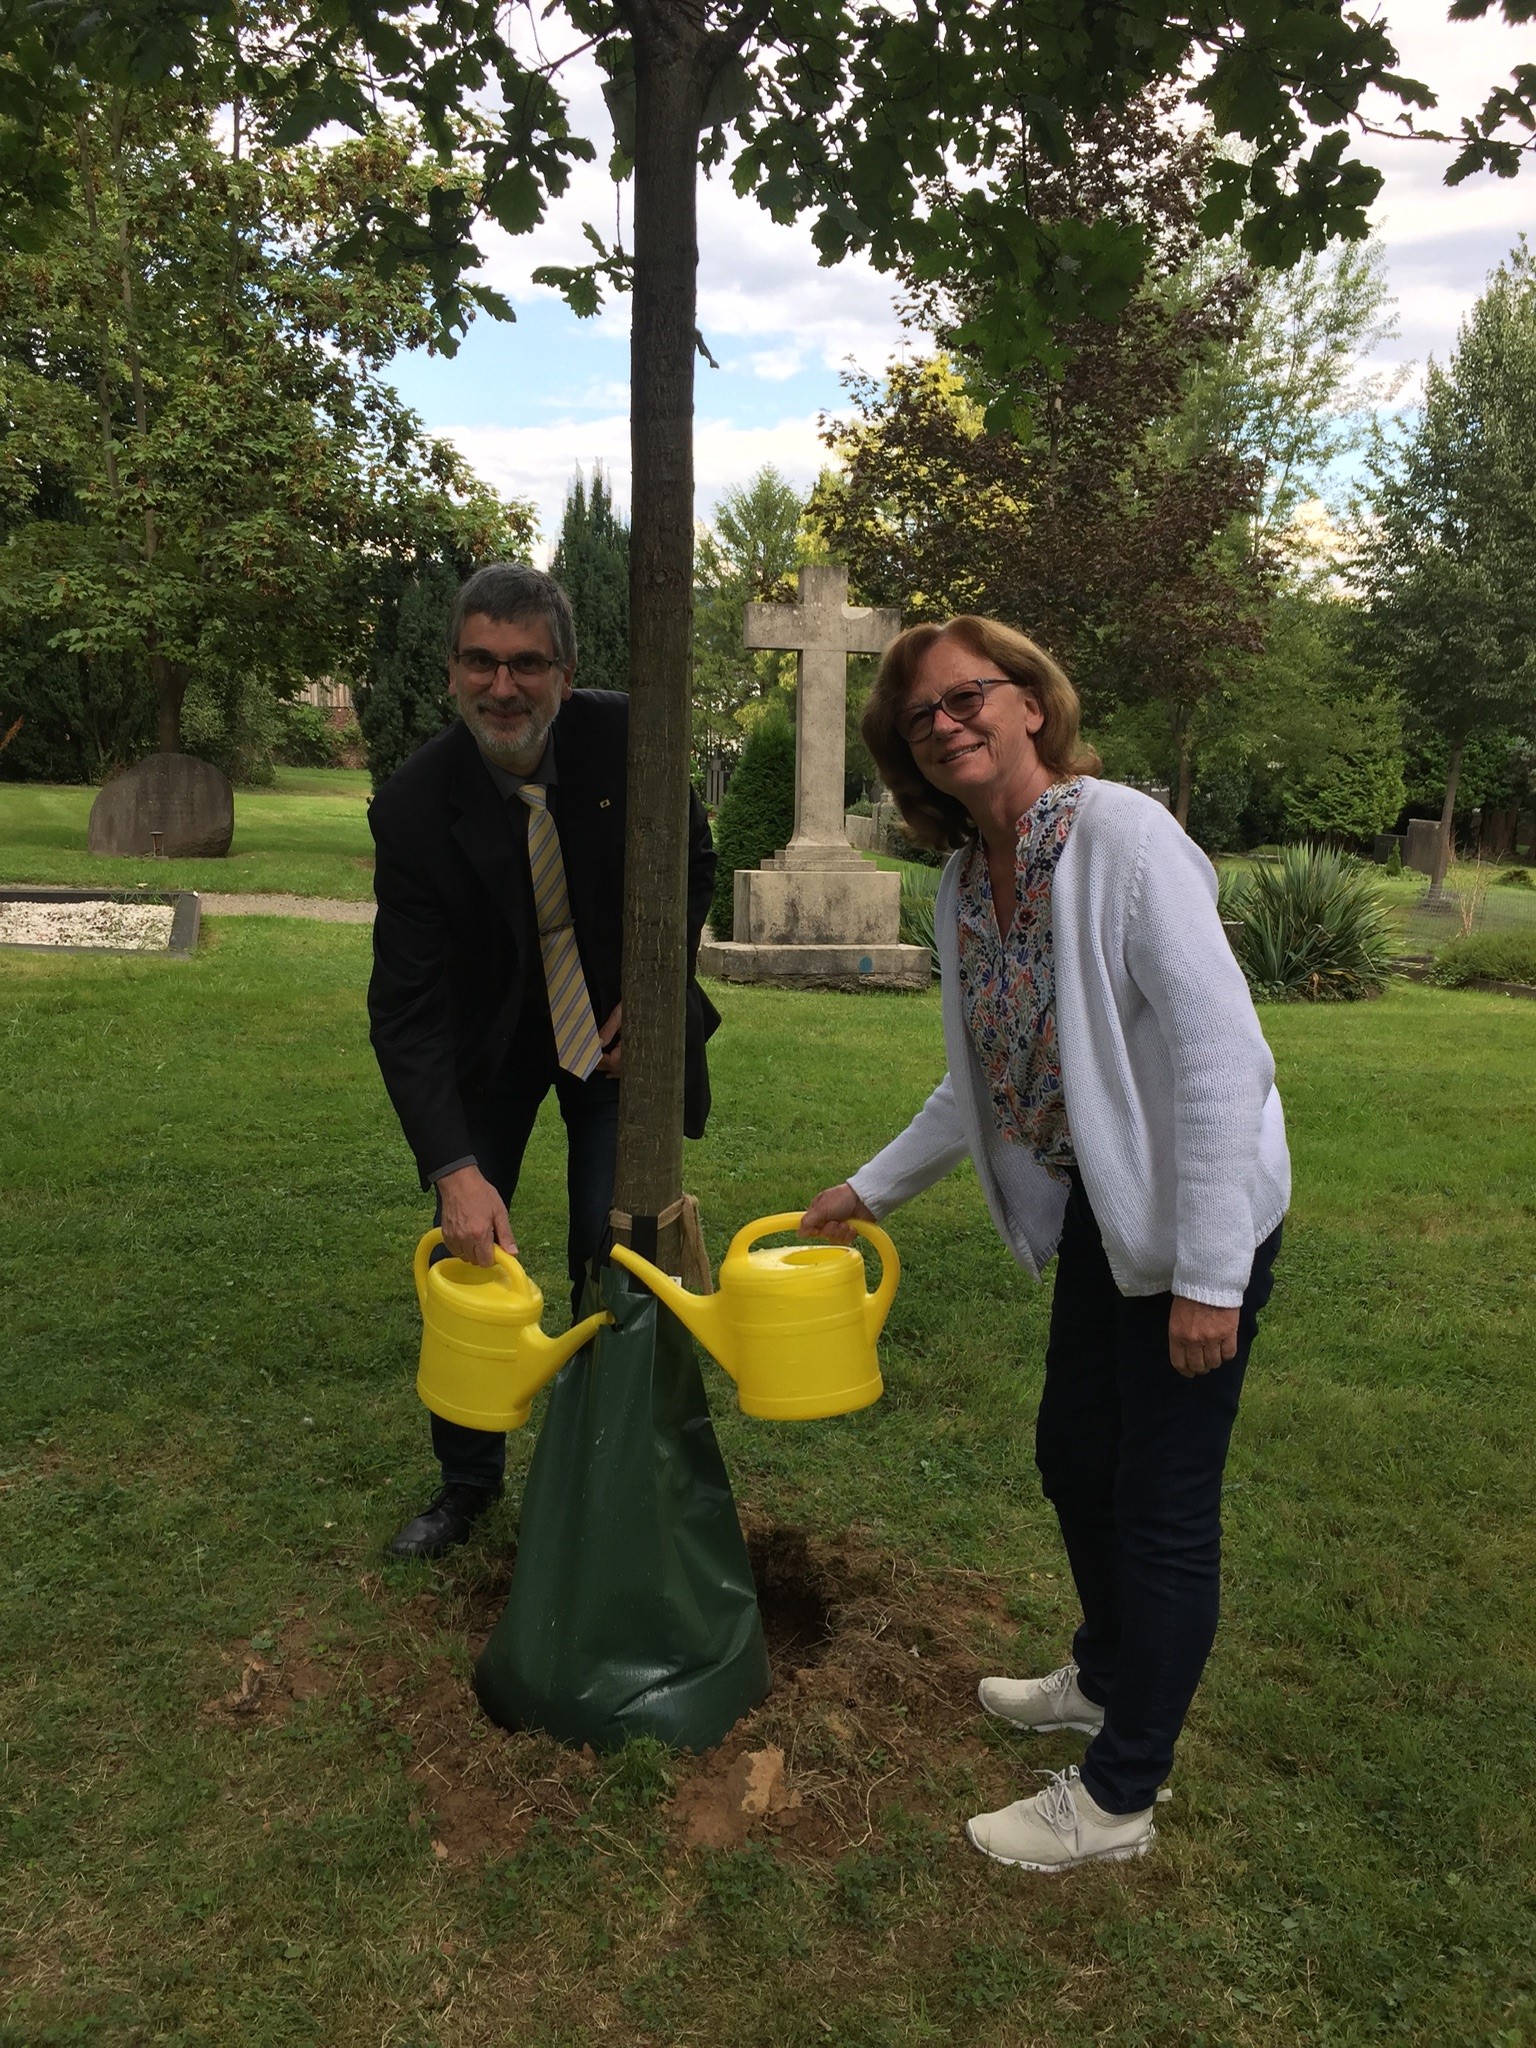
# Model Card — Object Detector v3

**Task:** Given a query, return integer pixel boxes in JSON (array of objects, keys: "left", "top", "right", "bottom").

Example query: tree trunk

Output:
[
  {"left": 612, "top": 3, "right": 711, "bottom": 1276},
  {"left": 1426, "top": 740, "right": 1464, "bottom": 902},
  {"left": 153, "top": 650, "right": 187, "bottom": 754},
  {"left": 1172, "top": 710, "right": 1193, "bottom": 830}
]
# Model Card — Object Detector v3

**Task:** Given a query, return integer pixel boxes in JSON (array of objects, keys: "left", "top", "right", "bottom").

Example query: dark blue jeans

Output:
[
  {"left": 1035, "top": 1169, "right": 1281, "bottom": 1814},
  {"left": 429, "top": 1025, "right": 619, "bottom": 1494}
]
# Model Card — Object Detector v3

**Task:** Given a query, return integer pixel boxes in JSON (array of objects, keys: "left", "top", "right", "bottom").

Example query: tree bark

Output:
[
  {"left": 1426, "top": 739, "right": 1464, "bottom": 902},
  {"left": 153, "top": 650, "right": 187, "bottom": 754},
  {"left": 1172, "top": 709, "right": 1193, "bottom": 830},
  {"left": 612, "top": 2, "right": 711, "bottom": 1275}
]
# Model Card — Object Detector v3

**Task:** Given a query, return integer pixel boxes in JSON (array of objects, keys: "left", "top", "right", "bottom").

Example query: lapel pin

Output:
[{"left": 599, "top": 798, "right": 611, "bottom": 809}]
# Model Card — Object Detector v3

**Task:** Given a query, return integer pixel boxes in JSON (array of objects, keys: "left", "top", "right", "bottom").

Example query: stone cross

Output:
[{"left": 743, "top": 564, "right": 900, "bottom": 868}]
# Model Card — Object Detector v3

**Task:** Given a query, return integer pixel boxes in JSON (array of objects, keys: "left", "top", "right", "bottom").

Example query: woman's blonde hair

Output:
[{"left": 861, "top": 616, "right": 1100, "bottom": 852}]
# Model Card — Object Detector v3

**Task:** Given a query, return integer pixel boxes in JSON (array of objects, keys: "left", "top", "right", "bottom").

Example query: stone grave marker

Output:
[
  {"left": 699, "top": 564, "right": 930, "bottom": 989},
  {"left": 88, "top": 753, "right": 234, "bottom": 859},
  {"left": 1403, "top": 818, "right": 1446, "bottom": 878}
]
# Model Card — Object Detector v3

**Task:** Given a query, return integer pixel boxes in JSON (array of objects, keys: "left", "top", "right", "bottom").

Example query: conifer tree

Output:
[{"left": 552, "top": 466, "right": 630, "bottom": 692}]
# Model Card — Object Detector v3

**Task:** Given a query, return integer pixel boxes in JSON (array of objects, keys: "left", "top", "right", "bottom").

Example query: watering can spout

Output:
[
  {"left": 521, "top": 1308, "right": 613, "bottom": 1391},
  {"left": 608, "top": 1245, "right": 737, "bottom": 1381}
]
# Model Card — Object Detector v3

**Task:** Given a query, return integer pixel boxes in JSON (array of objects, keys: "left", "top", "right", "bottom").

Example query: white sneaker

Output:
[
  {"left": 977, "top": 1660, "right": 1105, "bottom": 1735},
  {"left": 966, "top": 1766, "right": 1155, "bottom": 1872}
]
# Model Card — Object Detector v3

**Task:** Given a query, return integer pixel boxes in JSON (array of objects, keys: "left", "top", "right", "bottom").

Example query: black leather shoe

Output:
[{"left": 387, "top": 1483, "right": 501, "bottom": 1560}]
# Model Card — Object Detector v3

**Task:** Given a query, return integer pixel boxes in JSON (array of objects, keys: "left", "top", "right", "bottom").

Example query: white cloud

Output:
[
  {"left": 437, "top": 407, "right": 849, "bottom": 556},
  {"left": 743, "top": 344, "right": 808, "bottom": 381},
  {"left": 694, "top": 413, "right": 843, "bottom": 507},
  {"left": 440, "top": 417, "right": 629, "bottom": 560}
]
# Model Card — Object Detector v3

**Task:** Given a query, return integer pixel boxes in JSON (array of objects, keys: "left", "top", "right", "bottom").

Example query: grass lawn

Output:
[
  {"left": 0, "top": 769, "right": 376, "bottom": 899},
  {"left": 2, "top": 924, "right": 1534, "bottom": 2046}
]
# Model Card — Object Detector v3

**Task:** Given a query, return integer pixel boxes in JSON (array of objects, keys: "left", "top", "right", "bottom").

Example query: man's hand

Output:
[
  {"left": 438, "top": 1165, "right": 517, "bottom": 1267},
  {"left": 799, "top": 1182, "right": 876, "bottom": 1246},
  {"left": 597, "top": 1003, "right": 622, "bottom": 1077},
  {"left": 1169, "top": 1296, "right": 1240, "bottom": 1378}
]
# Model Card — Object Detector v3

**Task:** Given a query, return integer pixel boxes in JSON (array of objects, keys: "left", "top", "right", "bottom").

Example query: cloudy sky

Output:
[{"left": 383, "top": 0, "right": 1535, "bottom": 549}]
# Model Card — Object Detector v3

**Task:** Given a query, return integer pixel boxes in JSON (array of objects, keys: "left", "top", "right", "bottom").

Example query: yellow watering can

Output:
[
  {"left": 413, "top": 1230, "right": 613, "bottom": 1431},
  {"left": 610, "top": 1212, "right": 899, "bottom": 1421}
]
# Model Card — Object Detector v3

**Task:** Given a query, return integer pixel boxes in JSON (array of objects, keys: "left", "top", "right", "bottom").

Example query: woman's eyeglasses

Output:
[
  {"left": 900, "top": 677, "right": 1016, "bottom": 745},
  {"left": 455, "top": 647, "right": 563, "bottom": 681}
]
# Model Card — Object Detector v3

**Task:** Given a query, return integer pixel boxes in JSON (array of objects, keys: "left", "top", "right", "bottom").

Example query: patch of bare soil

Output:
[{"left": 204, "top": 1518, "right": 1014, "bottom": 1869}]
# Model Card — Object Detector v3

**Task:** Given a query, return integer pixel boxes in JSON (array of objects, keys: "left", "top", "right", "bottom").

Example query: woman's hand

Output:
[
  {"left": 1169, "top": 1297, "right": 1240, "bottom": 1377},
  {"left": 799, "top": 1183, "right": 876, "bottom": 1245}
]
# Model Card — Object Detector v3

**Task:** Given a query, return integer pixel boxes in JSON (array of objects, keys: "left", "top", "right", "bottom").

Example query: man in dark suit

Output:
[{"left": 368, "top": 562, "right": 718, "bottom": 1559}]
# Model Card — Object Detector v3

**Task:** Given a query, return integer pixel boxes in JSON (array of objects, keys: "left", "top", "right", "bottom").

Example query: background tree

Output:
[
  {"left": 0, "top": 0, "right": 1482, "bottom": 1262},
  {"left": 0, "top": 96, "right": 526, "bottom": 774},
  {"left": 692, "top": 464, "right": 816, "bottom": 767},
  {"left": 551, "top": 465, "right": 629, "bottom": 691},
  {"left": 817, "top": 96, "right": 1271, "bottom": 827},
  {"left": 1173, "top": 241, "right": 1399, "bottom": 552},
  {"left": 1359, "top": 241, "right": 1536, "bottom": 895}
]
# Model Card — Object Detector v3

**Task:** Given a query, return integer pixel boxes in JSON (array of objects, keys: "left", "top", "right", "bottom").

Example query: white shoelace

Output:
[
  {"left": 1035, "top": 1767, "right": 1081, "bottom": 1837},
  {"left": 1039, "top": 1663, "right": 1075, "bottom": 1698}
]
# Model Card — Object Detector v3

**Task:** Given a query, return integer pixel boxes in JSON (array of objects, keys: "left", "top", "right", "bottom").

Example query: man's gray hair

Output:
[{"left": 448, "top": 563, "right": 578, "bottom": 672}]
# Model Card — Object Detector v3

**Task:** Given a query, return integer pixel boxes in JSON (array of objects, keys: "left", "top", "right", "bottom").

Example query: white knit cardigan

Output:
[{"left": 848, "top": 779, "right": 1291, "bottom": 1308}]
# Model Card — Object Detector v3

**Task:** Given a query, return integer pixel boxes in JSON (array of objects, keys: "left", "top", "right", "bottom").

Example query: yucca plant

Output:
[
  {"left": 1224, "top": 844, "right": 1397, "bottom": 1002},
  {"left": 899, "top": 865, "right": 941, "bottom": 969}
]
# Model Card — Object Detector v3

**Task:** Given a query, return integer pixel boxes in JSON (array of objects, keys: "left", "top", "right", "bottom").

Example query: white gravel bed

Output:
[{"left": 0, "top": 899, "right": 177, "bottom": 950}]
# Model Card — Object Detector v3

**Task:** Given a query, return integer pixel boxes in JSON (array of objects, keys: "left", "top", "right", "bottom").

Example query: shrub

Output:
[
  {"left": 1494, "top": 865, "right": 1534, "bottom": 889},
  {"left": 1224, "top": 844, "right": 1397, "bottom": 1001},
  {"left": 1432, "top": 932, "right": 1536, "bottom": 988},
  {"left": 180, "top": 671, "right": 288, "bottom": 785},
  {"left": 271, "top": 700, "right": 345, "bottom": 767},
  {"left": 1384, "top": 841, "right": 1403, "bottom": 877},
  {"left": 892, "top": 829, "right": 946, "bottom": 868},
  {"left": 707, "top": 703, "right": 796, "bottom": 936}
]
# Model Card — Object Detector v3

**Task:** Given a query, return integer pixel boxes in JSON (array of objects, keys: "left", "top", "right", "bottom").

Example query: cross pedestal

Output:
[{"left": 698, "top": 564, "right": 931, "bottom": 990}]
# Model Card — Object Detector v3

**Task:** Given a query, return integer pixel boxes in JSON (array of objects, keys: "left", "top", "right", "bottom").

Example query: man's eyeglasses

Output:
[
  {"left": 900, "top": 677, "right": 1017, "bottom": 745},
  {"left": 455, "top": 647, "right": 564, "bottom": 681}
]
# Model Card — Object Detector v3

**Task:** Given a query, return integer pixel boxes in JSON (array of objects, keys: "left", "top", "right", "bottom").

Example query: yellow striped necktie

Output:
[{"left": 517, "top": 784, "right": 603, "bottom": 1079}]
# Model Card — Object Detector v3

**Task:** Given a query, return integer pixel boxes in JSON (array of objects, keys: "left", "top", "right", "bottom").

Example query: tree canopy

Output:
[
  {"left": 1360, "top": 240, "right": 1536, "bottom": 889},
  {"left": 0, "top": 92, "right": 529, "bottom": 766}
]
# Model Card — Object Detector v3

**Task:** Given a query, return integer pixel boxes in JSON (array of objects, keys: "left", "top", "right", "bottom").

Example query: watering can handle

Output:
[
  {"left": 413, "top": 1228, "right": 523, "bottom": 1306},
  {"left": 727, "top": 1213, "right": 900, "bottom": 1332},
  {"left": 727, "top": 1211, "right": 813, "bottom": 1261},
  {"left": 412, "top": 1228, "right": 444, "bottom": 1309},
  {"left": 854, "top": 1218, "right": 900, "bottom": 1339}
]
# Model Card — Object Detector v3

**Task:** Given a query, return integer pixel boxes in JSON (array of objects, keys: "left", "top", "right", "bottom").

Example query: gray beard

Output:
[{"left": 461, "top": 697, "right": 557, "bottom": 773}]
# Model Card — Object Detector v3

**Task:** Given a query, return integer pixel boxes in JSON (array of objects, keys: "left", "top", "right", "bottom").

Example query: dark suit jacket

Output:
[{"left": 367, "top": 691, "right": 719, "bottom": 1187}]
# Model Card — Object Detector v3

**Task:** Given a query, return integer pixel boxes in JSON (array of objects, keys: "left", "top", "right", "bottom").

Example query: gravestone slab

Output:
[
  {"left": 88, "top": 752, "right": 234, "bottom": 858},
  {"left": 1403, "top": 818, "right": 1445, "bottom": 877}
]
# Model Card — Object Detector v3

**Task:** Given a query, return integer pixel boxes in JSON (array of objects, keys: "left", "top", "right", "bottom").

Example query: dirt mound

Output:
[{"left": 202, "top": 1517, "right": 1015, "bottom": 1869}]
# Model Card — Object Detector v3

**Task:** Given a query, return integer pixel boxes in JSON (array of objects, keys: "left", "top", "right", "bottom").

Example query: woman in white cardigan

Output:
[{"left": 802, "top": 616, "right": 1289, "bottom": 1873}]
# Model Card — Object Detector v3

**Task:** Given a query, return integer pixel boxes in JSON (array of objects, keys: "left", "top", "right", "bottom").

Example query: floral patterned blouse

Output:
[{"left": 956, "top": 777, "right": 1085, "bottom": 1177}]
